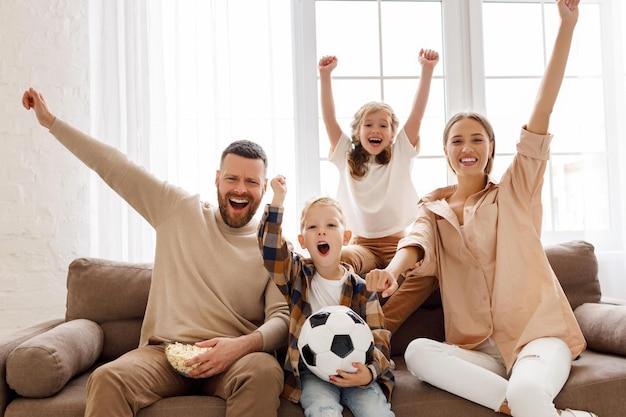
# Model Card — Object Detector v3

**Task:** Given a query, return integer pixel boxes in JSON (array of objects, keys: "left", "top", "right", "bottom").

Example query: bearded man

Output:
[{"left": 22, "top": 87, "right": 289, "bottom": 417}]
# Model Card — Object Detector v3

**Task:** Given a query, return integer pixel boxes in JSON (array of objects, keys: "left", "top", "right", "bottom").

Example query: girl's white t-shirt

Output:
[{"left": 329, "top": 129, "right": 420, "bottom": 238}]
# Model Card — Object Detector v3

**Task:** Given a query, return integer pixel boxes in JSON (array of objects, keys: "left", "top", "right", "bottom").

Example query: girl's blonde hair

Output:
[
  {"left": 299, "top": 197, "right": 346, "bottom": 232},
  {"left": 348, "top": 102, "right": 399, "bottom": 179},
  {"left": 443, "top": 111, "right": 496, "bottom": 175}
]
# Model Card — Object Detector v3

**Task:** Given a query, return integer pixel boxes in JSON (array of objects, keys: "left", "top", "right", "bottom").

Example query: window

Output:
[
  {"left": 292, "top": 0, "right": 624, "bottom": 252},
  {"left": 92, "top": 0, "right": 626, "bottom": 296},
  {"left": 305, "top": 1, "right": 446, "bottom": 200},
  {"left": 482, "top": 1, "right": 611, "bottom": 242}
]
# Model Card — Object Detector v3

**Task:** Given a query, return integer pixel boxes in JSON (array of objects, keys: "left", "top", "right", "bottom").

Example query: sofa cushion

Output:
[
  {"left": 6, "top": 319, "right": 103, "bottom": 398},
  {"left": 574, "top": 303, "right": 626, "bottom": 356},
  {"left": 544, "top": 240, "right": 602, "bottom": 310},
  {"left": 65, "top": 257, "right": 152, "bottom": 360}
]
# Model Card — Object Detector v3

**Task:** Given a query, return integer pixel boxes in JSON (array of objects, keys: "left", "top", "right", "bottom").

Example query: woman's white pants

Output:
[{"left": 404, "top": 337, "right": 572, "bottom": 417}]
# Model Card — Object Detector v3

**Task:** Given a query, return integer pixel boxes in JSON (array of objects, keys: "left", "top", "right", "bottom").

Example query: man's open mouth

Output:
[{"left": 229, "top": 197, "right": 249, "bottom": 209}]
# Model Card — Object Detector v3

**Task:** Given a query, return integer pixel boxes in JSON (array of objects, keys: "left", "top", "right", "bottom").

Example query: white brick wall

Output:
[{"left": 0, "top": 0, "right": 90, "bottom": 338}]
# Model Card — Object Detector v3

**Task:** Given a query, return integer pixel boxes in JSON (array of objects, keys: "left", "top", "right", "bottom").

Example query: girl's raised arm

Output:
[
  {"left": 319, "top": 55, "right": 343, "bottom": 152},
  {"left": 403, "top": 48, "right": 439, "bottom": 148}
]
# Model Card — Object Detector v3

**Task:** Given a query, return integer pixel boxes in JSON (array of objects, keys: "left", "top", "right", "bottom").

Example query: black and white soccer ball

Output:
[{"left": 297, "top": 305, "right": 375, "bottom": 381}]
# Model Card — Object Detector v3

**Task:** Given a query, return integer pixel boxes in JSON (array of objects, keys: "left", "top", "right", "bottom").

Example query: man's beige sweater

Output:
[{"left": 49, "top": 119, "right": 289, "bottom": 352}]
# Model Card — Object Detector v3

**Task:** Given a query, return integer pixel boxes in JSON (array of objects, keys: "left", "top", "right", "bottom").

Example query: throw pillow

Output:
[
  {"left": 6, "top": 319, "right": 104, "bottom": 398},
  {"left": 574, "top": 303, "right": 626, "bottom": 356}
]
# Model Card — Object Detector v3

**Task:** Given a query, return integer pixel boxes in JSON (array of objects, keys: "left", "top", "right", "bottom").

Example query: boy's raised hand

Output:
[
  {"left": 270, "top": 175, "right": 287, "bottom": 207},
  {"left": 418, "top": 48, "right": 439, "bottom": 70},
  {"left": 318, "top": 55, "right": 338, "bottom": 75}
]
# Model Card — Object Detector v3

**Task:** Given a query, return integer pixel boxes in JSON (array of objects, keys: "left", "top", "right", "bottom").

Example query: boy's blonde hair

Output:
[{"left": 299, "top": 197, "right": 346, "bottom": 232}]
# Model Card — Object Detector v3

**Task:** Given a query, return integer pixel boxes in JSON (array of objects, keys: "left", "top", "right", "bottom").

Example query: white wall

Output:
[{"left": 0, "top": 0, "right": 91, "bottom": 338}]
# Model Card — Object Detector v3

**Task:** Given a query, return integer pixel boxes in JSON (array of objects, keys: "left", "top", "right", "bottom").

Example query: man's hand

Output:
[
  {"left": 186, "top": 333, "right": 262, "bottom": 378},
  {"left": 22, "top": 88, "right": 56, "bottom": 129}
]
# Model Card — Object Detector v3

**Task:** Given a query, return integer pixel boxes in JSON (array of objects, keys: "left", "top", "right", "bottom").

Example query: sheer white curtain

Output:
[{"left": 88, "top": 0, "right": 296, "bottom": 262}]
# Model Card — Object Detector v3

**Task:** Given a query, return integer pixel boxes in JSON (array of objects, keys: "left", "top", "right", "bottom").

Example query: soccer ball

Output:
[{"left": 297, "top": 305, "right": 374, "bottom": 382}]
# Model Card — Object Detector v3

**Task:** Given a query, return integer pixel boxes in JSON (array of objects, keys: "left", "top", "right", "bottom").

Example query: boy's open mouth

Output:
[{"left": 317, "top": 243, "right": 330, "bottom": 254}]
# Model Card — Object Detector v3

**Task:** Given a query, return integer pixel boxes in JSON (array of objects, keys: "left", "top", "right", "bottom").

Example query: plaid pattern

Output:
[{"left": 258, "top": 204, "right": 394, "bottom": 403}]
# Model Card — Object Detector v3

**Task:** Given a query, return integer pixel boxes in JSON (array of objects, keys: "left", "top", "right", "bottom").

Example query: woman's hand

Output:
[{"left": 366, "top": 268, "right": 399, "bottom": 298}]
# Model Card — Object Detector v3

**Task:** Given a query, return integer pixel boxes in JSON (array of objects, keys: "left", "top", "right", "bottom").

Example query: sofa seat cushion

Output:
[
  {"left": 554, "top": 349, "right": 626, "bottom": 416},
  {"left": 5, "top": 372, "right": 90, "bottom": 417},
  {"left": 6, "top": 354, "right": 626, "bottom": 417},
  {"left": 6, "top": 319, "right": 103, "bottom": 398},
  {"left": 5, "top": 373, "right": 294, "bottom": 417}
]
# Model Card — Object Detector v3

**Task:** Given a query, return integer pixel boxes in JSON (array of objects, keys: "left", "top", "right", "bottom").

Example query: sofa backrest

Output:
[
  {"left": 543, "top": 240, "right": 601, "bottom": 310},
  {"left": 65, "top": 257, "right": 152, "bottom": 361},
  {"left": 64, "top": 240, "right": 602, "bottom": 362}
]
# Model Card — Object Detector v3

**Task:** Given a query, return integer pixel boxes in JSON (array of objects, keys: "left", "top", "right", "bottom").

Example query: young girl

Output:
[
  {"left": 258, "top": 175, "right": 395, "bottom": 417},
  {"left": 366, "top": 1, "right": 596, "bottom": 416},
  {"left": 319, "top": 49, "right": 440, "bottom": 283}
]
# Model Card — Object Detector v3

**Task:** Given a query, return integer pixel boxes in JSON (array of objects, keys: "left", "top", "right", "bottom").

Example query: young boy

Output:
[{"left": 257, "top": 175, "right": 395, "bottom": 417}]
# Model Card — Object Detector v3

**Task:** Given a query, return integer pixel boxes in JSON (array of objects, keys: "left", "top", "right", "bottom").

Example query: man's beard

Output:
[{"left": 217, "top": 190, "right": 261, "bottom": 228}]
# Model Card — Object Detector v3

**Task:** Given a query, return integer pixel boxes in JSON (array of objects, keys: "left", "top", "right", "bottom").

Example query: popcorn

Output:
[{"left": 164, "top": 342, "right": 212, "bottom": 377}]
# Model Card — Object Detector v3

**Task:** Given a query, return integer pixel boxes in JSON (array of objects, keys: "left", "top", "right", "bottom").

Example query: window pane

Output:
[
  {"left": 316, "top": 78, "right": 382, "bottom": 158},
  {"left": 485, "top": 78, "right": 539, "bottom": 155},
  {"left": 550, "top": 78, "right": 606, "bottom": 154},
  {"left": 380, "top": 1, "right": 444, "bottom": 77},
  {"left": 544, "top": 4, "right": 603, "bottom": 77},
  {"left": 482, "top": 0, "right": 611, "bottom": 237},
  {"left": 483, "top": 3, "right": 544, "bottom": 77},
  {"left": 620, "top": 4, "right": 626, "bottom": 85},
  {"left": 549, "top": 154, "right": 610, "bottom": 231},
  {"left": 320, "top": 160, "right": 340, "bottom": 199},
  {"left": 383, "top": 78, "right": 446, "bottom": 156},
  {"left": 315, "top": 1, "right": 381, "bottom": 76},
  {"left": 411, "top": 157, "right": 448, "bottom": 197},
  {"left": 490, "top": 154, "right": 514, "bottom": 185},
  {"left": 315, "top": 0, "right": 447, "bottom": 193}
]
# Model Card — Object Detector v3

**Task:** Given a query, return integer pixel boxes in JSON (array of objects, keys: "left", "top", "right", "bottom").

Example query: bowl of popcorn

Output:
[{"left": 164, "top": 342, "right": 212, "bottom": 377}]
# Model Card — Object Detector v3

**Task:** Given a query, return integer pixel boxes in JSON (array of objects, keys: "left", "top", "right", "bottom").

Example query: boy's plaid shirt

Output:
[{"left": 257, "top": 204, "right": 395, "bottom": 403}]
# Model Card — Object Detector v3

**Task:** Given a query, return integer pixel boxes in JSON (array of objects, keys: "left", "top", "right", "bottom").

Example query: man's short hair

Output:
[{"left": 220, "top": 140, "right": 268, "bottom": 173}]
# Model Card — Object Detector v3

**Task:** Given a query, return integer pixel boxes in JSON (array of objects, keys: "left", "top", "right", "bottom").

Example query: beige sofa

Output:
[{"left": 2, "top": 240, "right": 626, "bottom": 417}]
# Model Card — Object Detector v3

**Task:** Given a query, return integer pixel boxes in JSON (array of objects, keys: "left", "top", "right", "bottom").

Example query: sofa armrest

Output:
[
  {"left": 0, "top": 319, "right": 64, "bottom": 413},
  {"left": 574, "top": 303, "right": 626, "bottom": 356}
]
